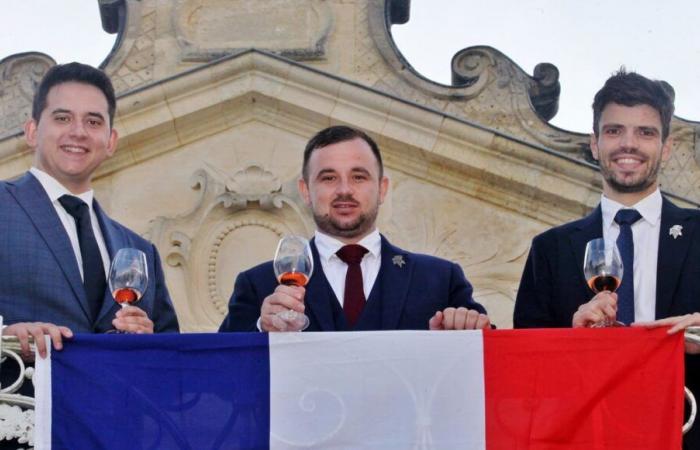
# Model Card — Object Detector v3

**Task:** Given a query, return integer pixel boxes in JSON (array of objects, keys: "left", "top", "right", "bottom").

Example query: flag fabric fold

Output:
[{"left": 34, "top": 328, "right": 684, "bottom": 450}]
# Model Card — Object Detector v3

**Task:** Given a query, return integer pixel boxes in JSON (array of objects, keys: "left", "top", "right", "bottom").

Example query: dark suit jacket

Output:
[
  {"left": 0, "top": 172, "right": 179, "bottom": 333},
  {"left": 219, "top": 235, "right": 486, "bottom": 332},
  {"left": 514, "top": 197, "right": 700, "bottom": 448}
]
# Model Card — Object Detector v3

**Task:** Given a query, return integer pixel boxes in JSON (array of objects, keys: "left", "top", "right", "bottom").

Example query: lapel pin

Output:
[
  {"left": 669, "top": 225, "right": 683, "bottom": 239},
  {"left": 392, "top": 255, "right": 405, "bottom": 268}
]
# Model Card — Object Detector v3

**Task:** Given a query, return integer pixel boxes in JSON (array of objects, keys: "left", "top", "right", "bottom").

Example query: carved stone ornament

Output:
[
  {"left": 172, "top": 0, "right": 333, "bottom": 62},
  {"left": 0, "top": 334, "right": 36, "bottom": 449},
  {"left": 148, "top": 165, "right": 313, "bottom": 330},
  {"left": 0, "top": 53, "right": 56, "bottom": 140}
]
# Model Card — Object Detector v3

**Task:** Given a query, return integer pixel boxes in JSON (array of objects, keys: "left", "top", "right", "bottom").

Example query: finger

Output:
[
  {"left": 270, "top": 314, "right": 288, "bottom": 332},
  {"left": 28, "top": 325, "right": 48, "bottom": 359},
  {"left": 463, "top": 309, "right": 480, "bottom": 330},
  {"left": 13, "top": 327, "right": 34, "bottom": 359},
  {"left": 428, "top": 311, "right": 444, "bottom": 330},
  {"left": 475, "top": 314, "right": 491, "bottom": 330},
  {"left": 441, "top": 308, "right": 456, "bottom": 330},
  {"left": 452, "top": 309, "right": 468, "bottom": 330},
  {"left": 266, "top": 292, "right": 305, "bottom": 313},
  {"left": 46, "top": 325, "right": 65, "bottom": 351}
]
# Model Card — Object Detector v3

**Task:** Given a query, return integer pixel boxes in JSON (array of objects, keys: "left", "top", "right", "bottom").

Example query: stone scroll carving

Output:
[
  {"left": 148, "top": 165, "right": 314, "bottom": 331},
  {"left": 0, "top": 53, "right": 55, "bottom": 140},
  {"left": 173, "top": 0, "right": 333, "bottom": 62}
]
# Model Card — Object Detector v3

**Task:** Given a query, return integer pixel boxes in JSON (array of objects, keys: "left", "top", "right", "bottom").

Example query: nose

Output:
[
  {"left": 69, "top": 120, "right": 88, "bottom": 138},
  {"left": 619, "top": 129, "right": 638, "bottom": 149},
  {"left": 335, "top": 177, "right": 354, "bottom": 195}
]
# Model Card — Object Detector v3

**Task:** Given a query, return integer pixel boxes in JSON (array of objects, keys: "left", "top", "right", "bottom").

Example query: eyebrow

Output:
[
  {"left": 51, "top": 108, "right": 106, "bottom": 122},
  {"left": 314, "top": 167, "right": 373, "bottom": 179}
]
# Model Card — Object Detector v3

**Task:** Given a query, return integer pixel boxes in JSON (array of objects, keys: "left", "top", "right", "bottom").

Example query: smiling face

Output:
[
  {"left": 298, "top": 137, "right": 389, "bottom": 243},
  {"left": 25, "top": 81, "right": 118, "bottom": 194},
  {"left": 590, "top": 102, "right": 672, "bottom": 205}
]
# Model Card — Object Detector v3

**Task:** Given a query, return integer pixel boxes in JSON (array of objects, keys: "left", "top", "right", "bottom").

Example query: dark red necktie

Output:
[{"left": 336, "top": 244, "right": 369, "bottom": 328}]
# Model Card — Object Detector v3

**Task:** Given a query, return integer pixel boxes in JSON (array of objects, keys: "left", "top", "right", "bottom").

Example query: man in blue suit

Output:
[
  {"left": 514, "top": 70, "right": 700, "bottom": 448},
  {"left": 1, "top": 63, "right": 179, "bottom": 359},
  {"left": 220, "top": 126, "right": 490, "bottom": 332}
]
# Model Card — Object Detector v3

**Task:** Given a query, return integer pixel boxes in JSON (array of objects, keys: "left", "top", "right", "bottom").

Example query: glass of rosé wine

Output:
[
  {"left": 272, "top": 235, "right": 313, "bottom": 331},
  {"left": 108, "top": 248, "right": 148, "bottom": 308},
  {"left": 583, "top": 238, "right": 624, "bottom": 327}
]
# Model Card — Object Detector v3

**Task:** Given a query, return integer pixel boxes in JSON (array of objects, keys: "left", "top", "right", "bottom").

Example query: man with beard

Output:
[
  {"left": 219, "top": 125, "right": 490, "bottom": 332},
  {"left": 514, "top": 70, "right": 700, "bottom": 448}
]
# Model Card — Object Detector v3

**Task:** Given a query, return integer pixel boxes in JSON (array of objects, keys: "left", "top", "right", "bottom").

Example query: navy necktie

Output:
[
  {"left": 614, "top": 209, "right": 642, "bottom": 324},
  {"left": 58, "top": 195, "right": 106, "bottom": 323},
  {"left": 336, "top": 245, "right": 369, "bottom": 328}
]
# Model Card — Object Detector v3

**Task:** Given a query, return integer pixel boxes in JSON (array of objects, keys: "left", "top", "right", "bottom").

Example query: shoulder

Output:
[
  {"left": 530, "top": 215, "right": 589, "bottom": 246},
  {"left": 382, "top": 237, "right": 458, "bottom": 270},
  {"left": 237, "top": 259, "right": 276, "bottom": 281}
]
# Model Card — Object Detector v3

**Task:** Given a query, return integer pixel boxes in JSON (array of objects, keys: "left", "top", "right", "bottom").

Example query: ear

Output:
[
  {"left": 298, "top": 177, "right": 311, "bottom": 206},
  {"left": 589, "top": 133, "right": 600, "bottom": 161},
  {"left": 24, "top": 119, "right": 38, "bottom": 149},
  {"left": 378, "top": 175, "right": 389, "bottom": 204},
  {"left": 660, "top": 135, "right": 673, "bottom": 163},
  {"left": 105, "top": 128, "right": 119, "bottom": 157}
]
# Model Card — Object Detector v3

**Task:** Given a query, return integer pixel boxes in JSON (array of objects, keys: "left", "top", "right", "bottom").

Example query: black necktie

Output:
[
  {"left": 614, "top": 209, "right": 642, "bottom": 325},
  {"left": 58, "top": 195, "right": 106, "bottom": 322},
  {"left": 336, "top": 245, "right": 369, "bottom": 328}
]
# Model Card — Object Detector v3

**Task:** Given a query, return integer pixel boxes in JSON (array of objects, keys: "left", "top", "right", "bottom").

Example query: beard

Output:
[
  {"left": 599, "top": 150, "right": 662, "bottom": 194},
  {"left": 312, "top": 195, "right": 379, "bottom": 239}
]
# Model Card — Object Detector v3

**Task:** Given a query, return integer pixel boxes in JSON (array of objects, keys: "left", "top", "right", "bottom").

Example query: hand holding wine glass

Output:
[
  {"left": 581, "top": 238, "right": 624, "bottom": 327},
  {"left": 271, "top": 235, "right": 313, "bottom": 331}
]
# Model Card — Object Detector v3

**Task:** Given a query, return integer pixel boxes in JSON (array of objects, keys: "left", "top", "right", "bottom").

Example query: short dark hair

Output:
[
  {"left": 592, "top": 68, "right": 675, "bottom": 141},
  {"left": 32, "top": 62, "right": 117, "bottom": 127},
  {"left": 302, "top": 125, "right": 383, "bottom": 180}
]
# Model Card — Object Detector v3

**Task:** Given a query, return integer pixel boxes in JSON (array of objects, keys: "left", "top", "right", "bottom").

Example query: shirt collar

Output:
[
  {"left": 30, "top": 167, "right": 95, "bottom": 207},
  {"left": 600, "top": 188, "right": 662, "bottom": 229},
  {"left": 314, "top": 229, "right": 382, "bottom": 263}
]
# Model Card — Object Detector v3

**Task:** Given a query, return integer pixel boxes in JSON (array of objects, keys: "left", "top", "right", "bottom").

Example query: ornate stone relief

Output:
[
  {"left": 148, "top": 165, "right": 313, "bottom": 330},
  {"left": 172, "top": 0, "right": 333, "bottom": 62},
  {"left": 0, "top": 53, "right": 55, "bottom": 140},
  {"left": 0, "top": 337, "right": 36, "bottom": 448}
]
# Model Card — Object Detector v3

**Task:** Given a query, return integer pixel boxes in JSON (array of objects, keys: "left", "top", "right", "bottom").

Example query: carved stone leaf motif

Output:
[
  {"left": 148, "top": 165, "right": 312, "bottom": 329},
  {"left": 385, "top": 176, "right": 530, "bottom": 301}
]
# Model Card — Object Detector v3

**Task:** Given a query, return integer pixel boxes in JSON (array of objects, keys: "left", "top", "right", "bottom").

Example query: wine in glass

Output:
[
  {"left": 109, "top": 248, "right": 148, "bottom": 307},
  {"left": 583, "top": 238, "right": 624, "bottom": 327},
  {"left": 273, "top": 235, "right": 313, "bottom": 331}
]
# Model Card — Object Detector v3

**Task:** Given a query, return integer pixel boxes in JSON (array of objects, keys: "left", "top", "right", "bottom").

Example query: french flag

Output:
[{"left": 34, "top": 328, "right": 684, "bottom": 449}]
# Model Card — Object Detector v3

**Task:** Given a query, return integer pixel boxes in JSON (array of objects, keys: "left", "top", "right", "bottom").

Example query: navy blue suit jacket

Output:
[
  {"left": 219, "top": 235, "right": 486, "bottom": 332},
  {"left": 514, "top": 198, "right": 700, "bottom": 448},
  {"left": 0, "top": 172, "right": 179, "bottom": 333}
]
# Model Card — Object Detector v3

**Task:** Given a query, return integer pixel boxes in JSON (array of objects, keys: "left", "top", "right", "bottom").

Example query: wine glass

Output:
[
  {"left": 273, "top": 235, "right": 313, "bottom": 331},
  {"left": 583, "top": 238, "right": 624, "bottom": 327},
  {"left": 108, "top": 248, "right": 148, "bottom": 308}
]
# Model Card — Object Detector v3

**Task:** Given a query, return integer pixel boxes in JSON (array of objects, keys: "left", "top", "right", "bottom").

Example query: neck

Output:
[
  {"left": 602, "top": 183, "right": 657, "bottom": 207},
  {"left": 319, "top": 228, "right": 376, "bottom": 245}
]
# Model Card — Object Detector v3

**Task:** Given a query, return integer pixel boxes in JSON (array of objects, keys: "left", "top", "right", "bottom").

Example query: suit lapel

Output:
[
  {"left": 7, "top": 173, "right": 91, "bottom": 321},
  {"left": 376, "top": 236, "right": 412, "bottom": 330},
  {"left": 656, "top": 198, "right": 695, "bottom": 318},
  {"left": 304, "top": 239, "right": 338, "bottom": 331},
  {"left": 569, "top": 205, "right": 603, "bottom": 288}
]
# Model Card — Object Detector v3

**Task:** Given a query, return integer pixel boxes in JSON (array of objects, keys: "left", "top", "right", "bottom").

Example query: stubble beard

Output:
[
  {"left": 599, "top": 151, "right": 661, "bottom": 194},
  {"left": 313, "top": 201, "right": 379, "bottom": 240}
]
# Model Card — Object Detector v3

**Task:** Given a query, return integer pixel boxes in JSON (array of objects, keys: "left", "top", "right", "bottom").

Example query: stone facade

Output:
[{"left": 0, "top": 0, "right": 699, "bottom": 333}]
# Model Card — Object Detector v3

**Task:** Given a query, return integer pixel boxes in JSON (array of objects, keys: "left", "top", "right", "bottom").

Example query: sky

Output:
[{"left": 1, "top": 0, "right": 698, "bottom": 133}]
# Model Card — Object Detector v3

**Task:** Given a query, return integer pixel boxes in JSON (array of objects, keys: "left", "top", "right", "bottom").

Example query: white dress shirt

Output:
[
  {"left": 313, "top": 229, "right": 382, "bottom": 306},
  {"left": 30, "top": 167, "right": 111, "bottom": 280},
  {"left": 600, "top": 189, "right": 662, "bottom": 322}
]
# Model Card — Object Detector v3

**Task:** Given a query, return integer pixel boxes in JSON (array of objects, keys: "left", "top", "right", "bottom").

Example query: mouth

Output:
[
  {"left": 60, "top": 145, "right": 89, "bottom": 155},
  {"left": 610, "top": 153, "right": 646, "bottom": 171},
  {"left": 331, "top": 201, "right": 360, "bottom": 214}
]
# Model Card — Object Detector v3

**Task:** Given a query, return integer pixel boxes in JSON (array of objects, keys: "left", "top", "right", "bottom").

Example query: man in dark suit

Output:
[
  {"left": 514, "top": 70, "right": 700, "bottom": 447},
  {"left": 1, "top": 62, "right": 179, "bottom": 359},
  {"left": 220, "top": 125, "right": 490, "bottom": 332}
]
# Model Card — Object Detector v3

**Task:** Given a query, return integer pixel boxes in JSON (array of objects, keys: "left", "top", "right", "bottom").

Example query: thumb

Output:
[{"left": 429, "top": 311, "right": 444, "bottom": 330}]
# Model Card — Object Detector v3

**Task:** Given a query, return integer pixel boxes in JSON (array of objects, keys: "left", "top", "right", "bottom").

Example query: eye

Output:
[
  {"left": 639, "top": 128, "right": 658, "bottom": 138},
  {"left": 353, "top": 174, "right": 369, "bottom": 181},
  {"left": 320, "top": 175, "right": 336, "bottom": 182},
  {"left": 603, "top": 127, "right": 620, "bottom": 136},
  {"left": 86, "top": 118, "right": 103, "bottom": 127},
  {"left": 53, "top": 115, "right": 70, "bottom": 123}
]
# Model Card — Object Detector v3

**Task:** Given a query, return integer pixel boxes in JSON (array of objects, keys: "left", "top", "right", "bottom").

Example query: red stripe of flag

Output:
[{"left": 483, "top": 327, "right": 684, "bottom": 449}]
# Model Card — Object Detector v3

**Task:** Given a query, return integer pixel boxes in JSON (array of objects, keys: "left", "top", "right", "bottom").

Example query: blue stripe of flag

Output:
[{"left": 50, "top": 333, "right": 270, "bottom": 450}]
